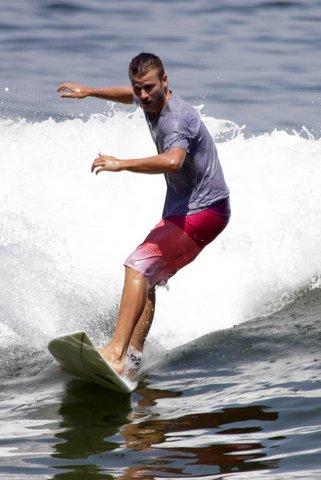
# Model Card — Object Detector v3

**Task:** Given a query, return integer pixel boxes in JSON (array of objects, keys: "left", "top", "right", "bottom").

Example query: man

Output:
[{"left": 57, "top": 52, "right": 230, "bottom": 376}]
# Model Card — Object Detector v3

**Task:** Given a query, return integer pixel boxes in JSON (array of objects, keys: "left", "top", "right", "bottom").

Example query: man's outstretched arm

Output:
[
  {"left": 57, "top": 83, "right": 134, "bottom": 104},
  {"left": 91, "top": 148, "right": 187, "bottom": 175}
]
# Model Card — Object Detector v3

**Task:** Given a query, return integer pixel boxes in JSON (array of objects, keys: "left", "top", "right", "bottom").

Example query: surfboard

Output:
[{"left": 48, "top": 331, "right": 137, "bottom": 393}]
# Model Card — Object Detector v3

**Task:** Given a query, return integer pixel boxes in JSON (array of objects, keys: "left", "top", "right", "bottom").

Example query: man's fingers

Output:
[
  {"left": 94, "top": 157, "right": 105, "bottom": 164},
  {"left": 91, "top": 165, "right": 102, "bottom": 174},
  {"left": 57, "top": 84, "right": 71, "bottom": 92},
  {"left": 91, "top": 155, "right": 119, "bottom": 174},
  {"left": 57, "top": 84, "right": 83, "bottom": 98},
  {"left": 93, "top": 161, "right": 105, "bottom": 168},
  {"left": 91, "top": 159, "right": 105, "bottom": 172},
  {"left": 91, "top": 163, "right": 105, "bottom": 175},
  {"left": 93, "top": 155, "right": 106, "bottom": 165}
]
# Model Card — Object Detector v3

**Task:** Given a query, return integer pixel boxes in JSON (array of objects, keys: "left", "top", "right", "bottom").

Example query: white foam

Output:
[{"left": 1, "top": 111, "right": 320, "bottom": 350}]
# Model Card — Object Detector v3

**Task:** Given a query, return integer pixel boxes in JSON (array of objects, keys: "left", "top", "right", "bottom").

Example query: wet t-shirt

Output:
[{"left": 142, "top": 93, "right": 230, "bottom": 217}]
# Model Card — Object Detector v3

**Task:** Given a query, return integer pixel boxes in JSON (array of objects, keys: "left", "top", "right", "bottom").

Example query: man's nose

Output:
[{"left": 140, "top": 89, "right": 148, "bottom": 100}]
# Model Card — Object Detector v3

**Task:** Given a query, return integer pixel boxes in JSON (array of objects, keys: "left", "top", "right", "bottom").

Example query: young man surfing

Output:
[{"left": 57, "top": 52, "right": 230, "bottom": 376}]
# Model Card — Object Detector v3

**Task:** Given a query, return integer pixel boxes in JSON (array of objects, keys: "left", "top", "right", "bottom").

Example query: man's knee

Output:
[
  {"left": 124, "top": 265, "right": 150, "bottom": 289},
  {"left": 125, "top": 265, "right": 145, "bottom": 279}
]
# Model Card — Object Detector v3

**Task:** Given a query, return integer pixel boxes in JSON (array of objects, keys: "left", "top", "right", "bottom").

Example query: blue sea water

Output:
[
  {"left": 2, "top": 0, "right": 321, "bottom": 134},
  {"left": 1, "top": 1, "right": 321, "bottom": 479}
]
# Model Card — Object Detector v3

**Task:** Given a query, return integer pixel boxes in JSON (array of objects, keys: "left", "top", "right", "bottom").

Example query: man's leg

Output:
[
  {"left": 128, "top": 286, "right": 156, "bottom": 352},
  {"left": 99, "top": 266, "right": 150, "bottom": 374},
  {"left": 123, "top": 287, "right": 156, "bottom": 377}
]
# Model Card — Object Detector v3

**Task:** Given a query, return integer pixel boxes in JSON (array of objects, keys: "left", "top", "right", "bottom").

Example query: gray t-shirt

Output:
[{"left": 143, "top": 93, "right": 229, "bottom": 217}]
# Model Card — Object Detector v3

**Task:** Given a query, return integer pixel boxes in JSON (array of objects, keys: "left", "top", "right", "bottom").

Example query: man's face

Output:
[{"left": 130, "top": 68, "right": 168, "bottom": 115}]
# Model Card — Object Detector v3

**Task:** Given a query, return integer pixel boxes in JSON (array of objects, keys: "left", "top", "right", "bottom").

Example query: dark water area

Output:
[
  {"left": 1, "top": 288, "right": 321, "bottom": 479},
  {"left": 1, "top": 0, "right": 321, "bottom": 135}
]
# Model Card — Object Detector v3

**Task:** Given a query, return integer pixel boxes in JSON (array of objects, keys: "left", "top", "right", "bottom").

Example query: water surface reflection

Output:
[{"left": 52, "top": 380, "right": 280, "bottom": 479}]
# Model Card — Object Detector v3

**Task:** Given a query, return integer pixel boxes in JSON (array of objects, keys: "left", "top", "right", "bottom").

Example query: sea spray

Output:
[{"left": 1, "top": 110, "right": 321, "bottom": 352}]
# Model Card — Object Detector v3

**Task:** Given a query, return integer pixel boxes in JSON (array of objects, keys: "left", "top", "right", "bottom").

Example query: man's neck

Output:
[{"left": 150, "top": 90, "right": 172, "bottom": 120}]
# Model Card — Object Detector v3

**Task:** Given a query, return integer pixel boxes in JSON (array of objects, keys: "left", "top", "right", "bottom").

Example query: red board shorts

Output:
[{"left": 125, "top": 198, "right": 231, "bottom": 287}]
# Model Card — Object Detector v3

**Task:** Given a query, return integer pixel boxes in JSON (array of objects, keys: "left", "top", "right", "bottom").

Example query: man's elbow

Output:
[
  {"left": 168, "top": 157, "right": 182, "bottom": 171},
  {"left": 165, "top": 150, "right": 186, "bottom": 171}
]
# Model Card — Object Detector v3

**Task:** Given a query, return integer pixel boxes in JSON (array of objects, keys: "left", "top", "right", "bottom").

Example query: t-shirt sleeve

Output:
[{"left": 160, "top": 117, "right": 193, "bottom": 153}]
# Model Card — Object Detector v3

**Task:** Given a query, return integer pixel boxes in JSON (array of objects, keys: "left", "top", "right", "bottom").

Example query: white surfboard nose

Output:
[{"left": 48, "top": 331, "right": 137, "bottom": 393}]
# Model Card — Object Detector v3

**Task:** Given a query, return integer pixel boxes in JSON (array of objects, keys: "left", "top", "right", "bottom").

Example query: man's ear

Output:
[{"left": 162, "top": 73, "right": 168, "bottom": 88}]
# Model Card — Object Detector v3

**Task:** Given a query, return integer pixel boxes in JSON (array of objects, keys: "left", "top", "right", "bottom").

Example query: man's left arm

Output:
[{"left": 91, "top": 148, "right": 186, "bottom": 175}]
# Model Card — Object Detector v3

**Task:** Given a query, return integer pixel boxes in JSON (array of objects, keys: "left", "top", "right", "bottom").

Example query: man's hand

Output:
[
  {"left": 91, "top": 154, "right": 123, "bottom": 174},
  {"left": 57, "top": 83, "right": 91, "bottom": 99}
]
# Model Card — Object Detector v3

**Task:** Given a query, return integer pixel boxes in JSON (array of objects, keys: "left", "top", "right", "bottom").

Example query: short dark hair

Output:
[{"left": 129, "top": 52, "right": 165, "bottom": 80}]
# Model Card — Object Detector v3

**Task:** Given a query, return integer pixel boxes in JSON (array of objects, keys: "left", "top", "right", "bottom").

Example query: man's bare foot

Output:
[{"left": 98, "top": 345, "right": 126, "bottom": 376}]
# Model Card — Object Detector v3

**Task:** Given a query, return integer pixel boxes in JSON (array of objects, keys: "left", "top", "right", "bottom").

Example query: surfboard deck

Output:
[{"left": 48, "top": 331, "right": 137, "bottom": 393}]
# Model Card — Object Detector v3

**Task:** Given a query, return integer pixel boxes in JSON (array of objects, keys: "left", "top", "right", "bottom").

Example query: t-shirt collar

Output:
[{"left": 159, "top": 90, "right": 173, "bottom": 117}]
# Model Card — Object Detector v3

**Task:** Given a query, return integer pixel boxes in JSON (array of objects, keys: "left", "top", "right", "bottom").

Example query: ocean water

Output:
[{"left": 1, "top": 1, "right": 321, "bottom": 479}]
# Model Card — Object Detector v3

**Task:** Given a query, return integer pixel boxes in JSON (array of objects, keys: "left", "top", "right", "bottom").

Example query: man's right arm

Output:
[{"left": 57, "top": 83, "right": 134, "bottom": 104}]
